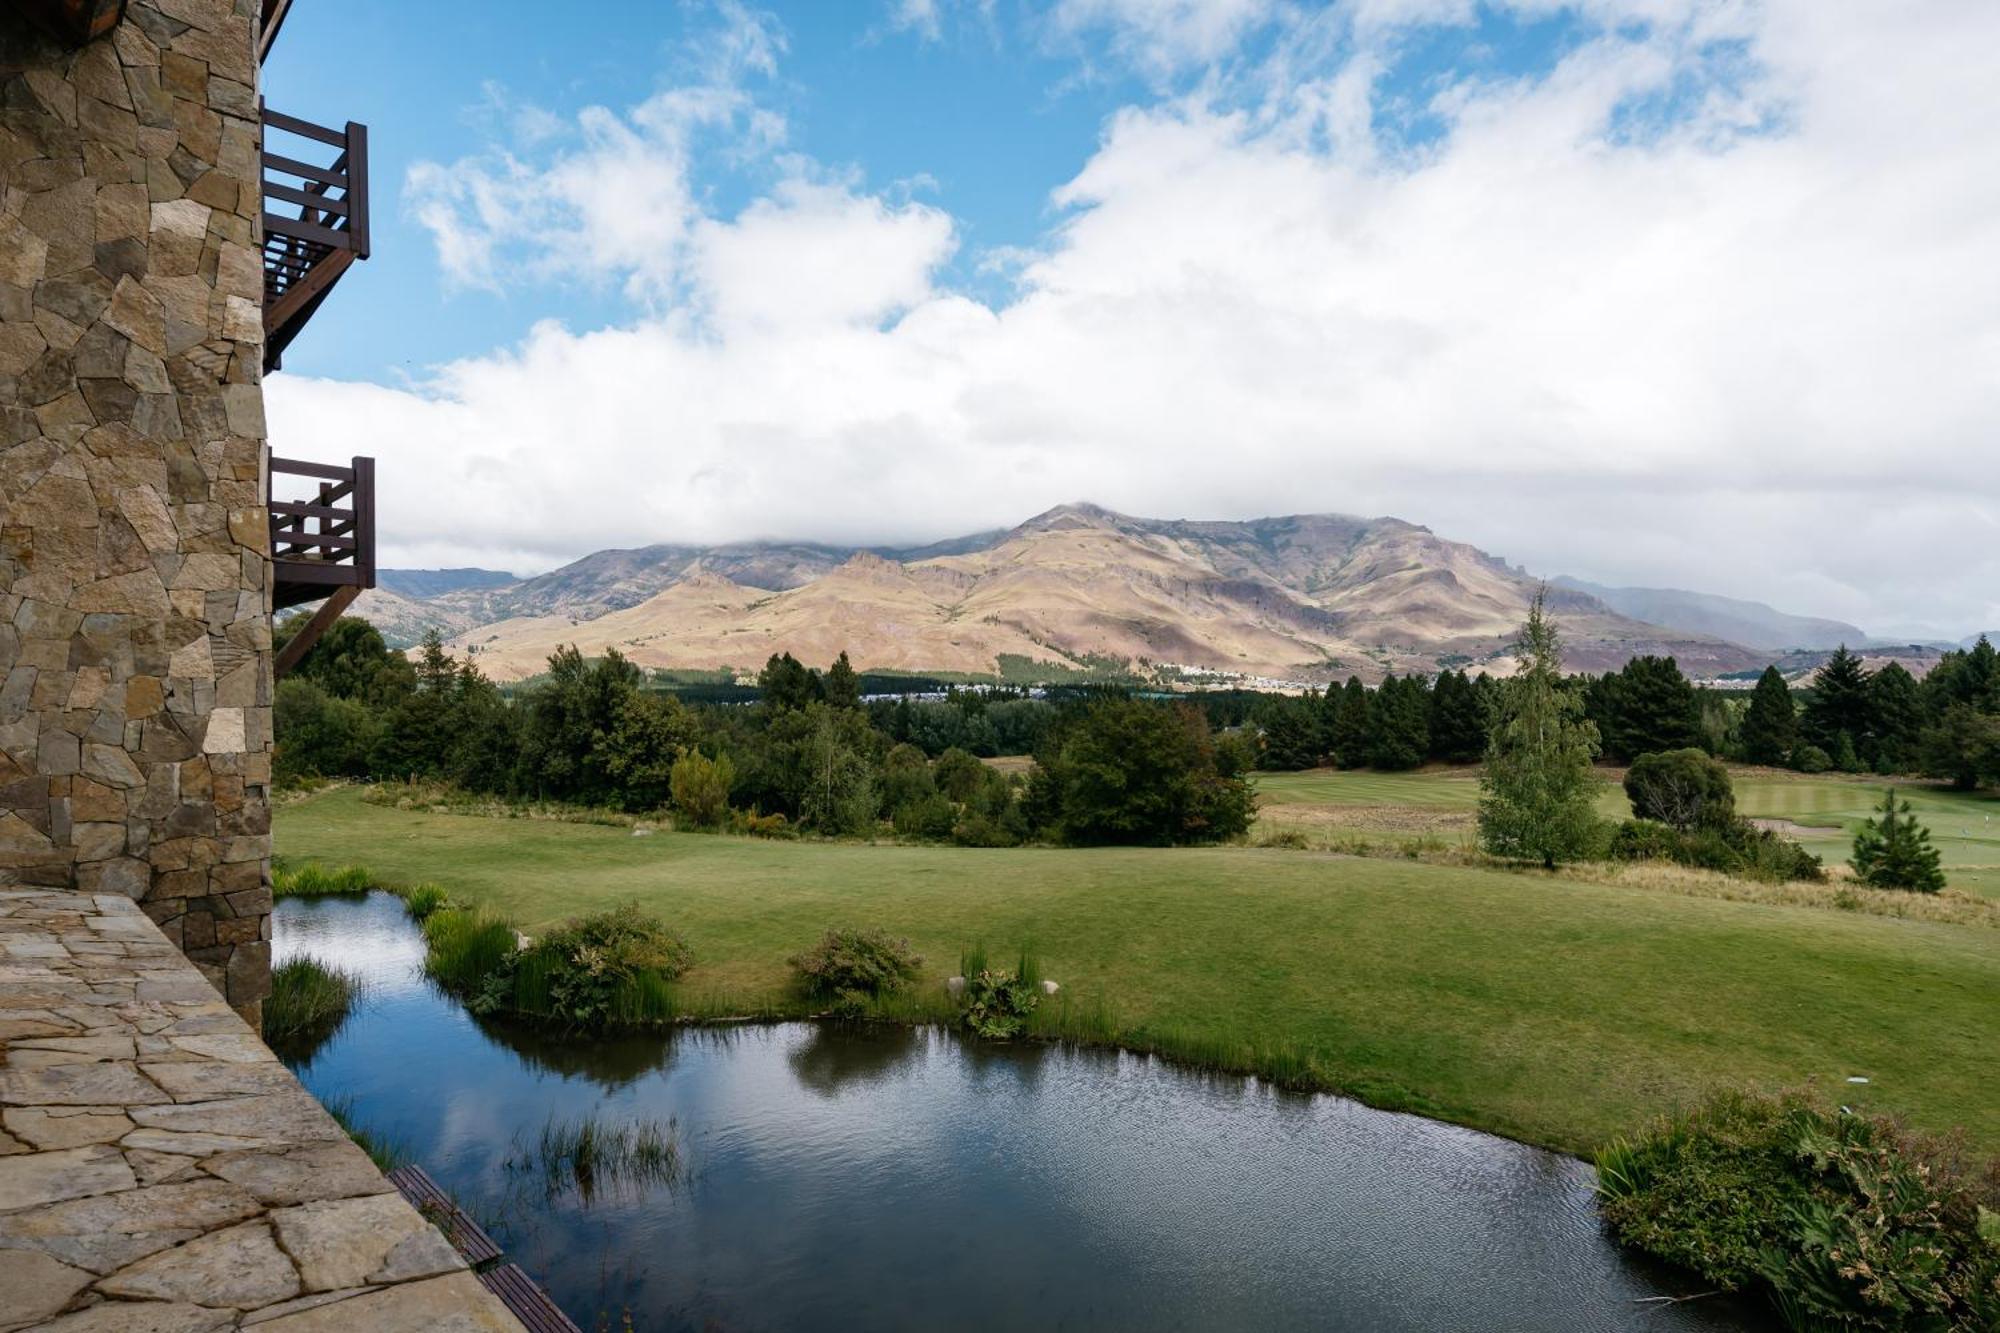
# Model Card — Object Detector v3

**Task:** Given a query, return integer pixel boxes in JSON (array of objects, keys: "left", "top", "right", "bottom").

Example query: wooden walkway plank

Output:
[
  {"left": 479, "top": 1263, "right": 585, "bottom": 1333},
  {"left": 386, "top": 1164, "right": 505, "bottom": 1267}
]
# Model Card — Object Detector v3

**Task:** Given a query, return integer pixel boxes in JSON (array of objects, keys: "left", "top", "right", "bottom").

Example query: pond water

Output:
[{"left": 275, "top": 894, "right": 1767, "bottom": 1332}]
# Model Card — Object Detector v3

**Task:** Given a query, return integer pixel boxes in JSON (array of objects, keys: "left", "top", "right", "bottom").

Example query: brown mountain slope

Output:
[{"left": 429, "top": 503, "right": 1762, "bottom": 684}]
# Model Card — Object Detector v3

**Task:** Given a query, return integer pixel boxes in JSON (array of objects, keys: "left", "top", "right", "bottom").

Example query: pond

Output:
[{"left": 275, "top": 894, "right": 1767, "bottom": 1332}]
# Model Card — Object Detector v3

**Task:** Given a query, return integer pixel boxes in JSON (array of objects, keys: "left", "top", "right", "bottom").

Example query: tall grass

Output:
[
  {"left": 272, "top": 858, "right": 374, "bottom": 899},
  {"left": 263, "top": 955, "right": 363, "bottom": 1053},
  {"left": 422, "top": 909, "right": 518, "bottom": 995},
  {"left": 397, "top": 882, "right": 453, "bottom": 921},
  {"left": 510, "top": 1113, "right": 680, "bottom": 1203}
]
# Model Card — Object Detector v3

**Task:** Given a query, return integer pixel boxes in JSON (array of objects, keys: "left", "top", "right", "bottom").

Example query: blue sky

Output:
[{"left": 262, "top": 1, "right": 2000, "bottom": 636}]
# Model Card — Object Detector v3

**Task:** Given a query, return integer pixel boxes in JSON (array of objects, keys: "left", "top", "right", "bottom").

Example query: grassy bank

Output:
[{"left": 278, "top": 785, "right": 2000, "bottom": 1154}]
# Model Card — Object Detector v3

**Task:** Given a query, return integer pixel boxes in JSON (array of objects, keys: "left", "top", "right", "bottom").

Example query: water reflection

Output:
[{"left": 276, "top": 894, "right": 1770, "bottom": 1333}]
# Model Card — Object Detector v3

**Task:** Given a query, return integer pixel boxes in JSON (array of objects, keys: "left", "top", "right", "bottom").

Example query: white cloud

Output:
[{"left": 276, "top": 0, "right": 2000, "bottom": 635}]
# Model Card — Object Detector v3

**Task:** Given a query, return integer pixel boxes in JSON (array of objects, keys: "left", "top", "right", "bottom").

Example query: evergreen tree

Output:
[
  {"left": 1921, "top": 703, "right": 2000, "bottom": 790},
  {"left": 1923, "top": 635, "right": 1999, "bottom": 715},
  {"left": 1329, "top": 676, "right": 1373, "bottom": 769},
  {"left": 1849, "top": 788, "right": 1945, "bottom": 892},
  {"left": 1865, "top": 662, "right": 1925, "bottom": 773},
  {"left": 1603, "top": 656, "right": 1700, "bottom": 760},
  {"left": 1479, "top": 592, "right": 1604, "bottom": 868},
  {"left": 1428, "top": 670, "right": 1490, "bottom": 764},
  {"left": 1259, "top": 697, "right": 1323, "bottom": 770},
  {"left": 758, "top": 652, "right": 823, "bottom": 712},
  {"left": 1369, "top": 674, "right": 1430, "bottom": 770},
  {"left": 823, "top": 651, "right": 862, "bottom": 711},
  {"left": 1740, "top": 666, "right": 1798, "bottom": 766},
  {"left": 1803, "top": 646, "right": 1874, "bottom": 761}
]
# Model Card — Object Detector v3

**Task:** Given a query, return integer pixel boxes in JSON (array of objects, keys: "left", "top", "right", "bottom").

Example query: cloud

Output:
[{"left": 275, "top": 0, "right": 2000, "bottom": 634}]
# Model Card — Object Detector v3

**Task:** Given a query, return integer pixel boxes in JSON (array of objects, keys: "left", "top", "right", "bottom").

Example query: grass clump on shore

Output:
[
  {"left": 272, "top": 858, "right": 374, "bottom": 899},
  {"left": 510, "top": 1113, "right": 681, "bottom": 1204},
  {"left": 263, "top": 955, "right": 363, "bottom": 1055},
  {"left": 1596, "top": 1090, "right": 2000, "bottom": 1331},
  {"left": 322, "top": 1093, "right": 410, "bottom": 1173},
  {"left": 426, "top": 903, "right": 691, "bottom": 1031}
]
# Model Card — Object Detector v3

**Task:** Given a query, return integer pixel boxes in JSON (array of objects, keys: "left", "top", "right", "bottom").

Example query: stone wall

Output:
[{"left": 0, "top": 0, "right": 274, "bottom": 1021}]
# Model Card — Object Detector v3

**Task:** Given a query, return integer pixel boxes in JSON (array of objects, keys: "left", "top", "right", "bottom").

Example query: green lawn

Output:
[
  {"left": 278, "top": 787, "right": 2000, "bottom": 1155},
  {"left": 1257, "top": 765, "right": 2000, "bottom": 897}
]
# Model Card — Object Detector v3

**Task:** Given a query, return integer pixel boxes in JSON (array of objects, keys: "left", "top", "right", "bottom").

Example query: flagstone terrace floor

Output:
[{"left": 0, "top": 888, "right": 525, "bottom": 1331}]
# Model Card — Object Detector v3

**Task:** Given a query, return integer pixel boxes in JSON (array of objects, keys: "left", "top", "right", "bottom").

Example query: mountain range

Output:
[{"left": 341, "top": 502, "right": 1878, "bottom": 686}]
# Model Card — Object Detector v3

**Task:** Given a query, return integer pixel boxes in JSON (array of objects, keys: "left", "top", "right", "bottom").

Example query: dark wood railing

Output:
[
  {"left": 271, "top": 455, "right": 375, "bottom": 677},
  {"left": 261, "top": 105, "right": 369, "bottom": 372}
]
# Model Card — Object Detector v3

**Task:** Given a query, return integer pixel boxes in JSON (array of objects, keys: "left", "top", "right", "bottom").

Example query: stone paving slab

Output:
[{"left": 0, "top": 890, "right": 524, "bottom": 1331}]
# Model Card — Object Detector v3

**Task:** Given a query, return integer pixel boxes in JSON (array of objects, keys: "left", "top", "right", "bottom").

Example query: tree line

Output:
[{"left": 274, "top": 625, "right": 1254, "bottom": 848}]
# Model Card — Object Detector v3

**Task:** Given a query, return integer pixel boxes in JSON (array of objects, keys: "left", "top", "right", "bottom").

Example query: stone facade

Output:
[
  {"left": 0, "top": 1, "right": 274, "bottom": 1021},
  {"left": 0, "top": 888, "right": 526, "bottom": 1330}
]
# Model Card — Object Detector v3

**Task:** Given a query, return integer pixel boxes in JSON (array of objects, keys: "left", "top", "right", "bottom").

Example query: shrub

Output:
[
  {"left": 790, "top": 928, "right": 923, "bottom": 1014},
  {"left": 951, "top": 811, "right": 1020, "bottom": 847},
  {"left": 957, "top": 947, "right": 1041, "bottom": 1039},
  {"left": 669, "top": 749, "right": 735, "bottom": 829},
  {"left": 263, "top": 956, "right": 363, "bottom": 1055},
  {"left": 1595, "top": 1090, "right": 2000, "bottom": 1331},
  {"left": 1608, "top": 818, "right": 1683, "bottom": 863},
  {"left": 1851, "top": 788, "right": 1947, "bottom": 893},
  {"left": 1608, "top": 816, "right": 1823, "bottom": 884},
  {"left": 1793, "top": 743, "right": 1833, "bottom": 774},
  {"left": 729, "top": 809, "right": 792, "bottom": 838},
  {"left": 1624, "top": 748, "right": 1735, "bottom": 832},
  {"left": 525, "top": 904, "right": 694, "bottom": 1027},
  {"left": 891, "top": 793, "right": 957, "bottom": 841}
]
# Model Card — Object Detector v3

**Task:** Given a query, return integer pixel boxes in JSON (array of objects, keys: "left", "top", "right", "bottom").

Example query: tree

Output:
[
  {"left": 1865, "top": 662, "right": 1925, "bottom": 773},
  {"left": 931, "top": 747, "right": 986, "bottom": 803},
  {"left": 758, "top": 652, "right": 823, "bottom": 712},
  {"left": 1921, "top": 703, "right": 2000, "bottom": 791},
  {"left": 1623, "top": 748, "right": 1734, "bottom": 832},
  {"left": 1601, "top": 656, "right": 1700, "bottom": 761},
  {"left": 1029, "top": 698, "right": 1254, "bottom": 845},
  {"left": 1428, "top": 669, "right": 1490, "bottom": 764},
  {"left": 1803, "top": 646, "right": 1873, "bottom": 766},
  {"left": 1479, "top": 591, "right": 1604, "bottom": 868},
  {"left": 823, "top": 652, "right": 862, "bottom": 711},
  {"left": 1258, "top": 697, "right": 1323, "bottom": 770},
  {"left": 277, "top": 615, "right": 415, "bottom": 708},
  {"left": 1740, "top": 666, "right": 1797, "bottom": 767},
  {"left": 1850, "top": 788, "right": 1945, "bottom": 892},
  {"left": 1924, "top": 635, "right": 1998, "bottom": 714},
  {"left": 1369, "top": 674, "right": 1430, "bottom": 770},
  {"left": 1329, "top": 677, "right": 1373, "bottom": 768},
  {"left": 669, "top": 750, "right": 735, "bottom": 828}
]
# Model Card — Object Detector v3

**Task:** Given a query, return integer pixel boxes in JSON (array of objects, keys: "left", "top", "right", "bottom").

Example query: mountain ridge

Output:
[{"left": 354, "top": 503, "right": 1792, "bottom": 685}]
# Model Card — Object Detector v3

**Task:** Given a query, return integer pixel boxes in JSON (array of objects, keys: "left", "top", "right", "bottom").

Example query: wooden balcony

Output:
[
  {"left": 271, "top": 456, "right": 375, "bottom": 677},
  {"left": 262, "top": 105, "right": 369, "bottom": 373}
]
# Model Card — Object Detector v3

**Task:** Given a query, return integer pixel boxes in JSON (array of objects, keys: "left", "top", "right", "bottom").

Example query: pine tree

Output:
[
  {"left": 1479, "top": 592, "right": 1603, "bottom": 868},
  {"left": 1865, "top": 662, "right": 1925, "bottom": 773},
  {"left": 1330, "top": 676, "right": 1373, "bottom": 769},
  {"left": 823, "top": 651, "right": 862, "bottom": 711},
  {"left": 1849, "top": 787, "right": 1945, "bottom": 892},
  {"left": 1259, "top": 697, "right": 1323, "bottom": 770},
  {"left": 1369, "top": 675, "right": 1430, "bottom": 770},
  {"left": 1741, "top": 666, "right": 1797, "bottom": 766},
  {"left": 1804, "top": 646, "right": 1874, "bottom": 756},
  {"left": 1428, "top": 670, "right": 1491, "bottom": 764},
  {"left": 1603, "top": 655, "right": 1700, "bottom": 760}
]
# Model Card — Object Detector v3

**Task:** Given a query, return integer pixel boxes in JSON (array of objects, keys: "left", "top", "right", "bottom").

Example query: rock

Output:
[
  {"left": 2, "top": 1105, "right": 134, "bottom": 1149},
  {"left": 201, "top": 1140, "right": 390, "bottom": 1206},
  {"left": 0, "top": 1248, "right": 94, "bottom": 1326},
  {"left": 99, "top": 1218, "right": 301, "bottom": 1308},
  {"left": 244, "top": 1271, "right": 521, "bottom": 1332},
  {"left": 32, "top": 1301, "right": 233, "bottom": 1332},
  {"left": 0, "top": 1143, "right": 135, "bottom": 1211},
  {"left": 0, "top": 1060, "right": 168, "bottom": 1106},
  {"left": 268, "top": 1193, "right": 443, "bottom": 1292},
  {"left": 945, "top": 975, "right": 966, "bottom": 998},
  {"left": 1041, "top": 979, "right": 1061, "bottom": 995}
]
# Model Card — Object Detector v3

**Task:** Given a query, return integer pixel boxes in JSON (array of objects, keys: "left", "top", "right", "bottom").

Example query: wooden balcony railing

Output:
[
  {"left": 271, "top": 456, "right": 375, "bottom": 676},
  {"left": 261, "top": 104, "right": 369, "bottom": 373}
]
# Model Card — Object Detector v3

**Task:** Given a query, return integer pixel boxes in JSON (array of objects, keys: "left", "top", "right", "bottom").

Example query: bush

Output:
[
  {"left": 524, "top": 904, "right": 694, "bottom": 1027},
  {"left": 1624, "top": 748, "right": 1735, "bottom": 832},
  {"left": 789, "top": 928, "right": 923, "bottom": 1015},
  {"left": 891, "top": 793, "right": 958, "bottom": 841},
  {"left": 951, "top": 810, "right": 1021, "bottom": 847},
  {"left": 1608, "top": 816, "right": 1823, "bottom": 884},
  {"left": 957, "top": 946, "right": 1041, "bottom": 1039},
  {"left": 1794, "top": 744, "right": 1833, "bottom": 774},
  {"left": 1608, "top": 818, "right": 1683, "bottom": 863},
  {"left": 669, "top": 750, "right": 735, "bottom": 829},
  {"left": 1595, "top": 1090, "right": 2000, "bottom": 1331},
  {"left": 729, "top": 809, "right": 793, "bottom": 838}
]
